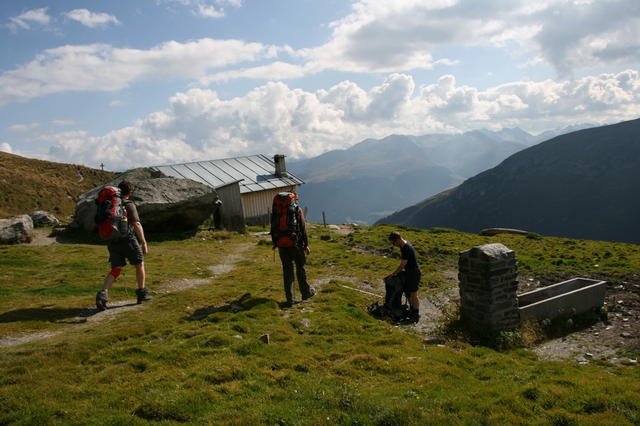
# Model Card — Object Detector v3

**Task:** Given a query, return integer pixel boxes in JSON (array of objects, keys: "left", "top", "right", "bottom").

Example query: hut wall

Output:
[
  {"left": 242, "top": 186, "right": 296, "bottom": 226},
  {"left": 216, "top": 182, "right": 246, "bottom": 232}
]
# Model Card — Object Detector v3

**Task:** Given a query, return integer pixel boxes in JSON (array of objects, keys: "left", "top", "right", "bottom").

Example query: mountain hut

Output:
[{"left": 150, "top": 154, "right": 303, "bottom": 232}]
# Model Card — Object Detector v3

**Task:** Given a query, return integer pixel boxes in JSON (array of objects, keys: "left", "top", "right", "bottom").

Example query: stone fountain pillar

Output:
[{"left": 458, "top": 243, "right": 520, "bottom": 333}]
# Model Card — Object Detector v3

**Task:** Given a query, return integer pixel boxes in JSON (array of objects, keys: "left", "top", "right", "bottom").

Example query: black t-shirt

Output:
[{"left": 401, "top": 241, "right": 420, "bottom": 273}]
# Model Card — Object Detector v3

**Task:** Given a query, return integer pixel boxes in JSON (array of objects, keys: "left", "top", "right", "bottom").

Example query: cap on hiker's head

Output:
[{"left": 388, "top": 231, "right": 401, "bottom": 241}]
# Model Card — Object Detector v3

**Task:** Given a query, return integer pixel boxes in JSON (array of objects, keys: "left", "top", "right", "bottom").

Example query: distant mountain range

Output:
[
  {"left": 290, "top": 125, "right": 592, "bottom": 225},
  {"left": 377, "top": 119, "right": 640, "bottom": 244}
]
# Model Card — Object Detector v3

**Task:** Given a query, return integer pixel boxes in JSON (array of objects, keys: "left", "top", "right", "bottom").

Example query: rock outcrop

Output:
[
  {"left": 74, "top": 168, "right": 221, "bottom": 233},
  {"left": 0, "top": 215, "right": 34, "bottom": 244},
  {"left": 30, "top": 211, "right": 61, "bottom": 227}
]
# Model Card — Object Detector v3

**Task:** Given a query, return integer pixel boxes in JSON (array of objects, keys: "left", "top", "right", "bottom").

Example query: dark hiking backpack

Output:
[
  {"left": 367, "top": 273, "right": 409, "bottom": 321},
  {"left": 94, "top": 186, "right": 128, "bottom": 241},
  {"left": 270, "top": 192, "right": 300, "bottom": 248},
  {"left": 384, "top": 273, "right": 409, "bottom": 320}
]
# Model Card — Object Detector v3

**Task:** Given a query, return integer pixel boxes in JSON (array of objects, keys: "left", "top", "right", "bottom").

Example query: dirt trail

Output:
[{"left": 0, "top": 243, "right": 252, "bottom": 349}]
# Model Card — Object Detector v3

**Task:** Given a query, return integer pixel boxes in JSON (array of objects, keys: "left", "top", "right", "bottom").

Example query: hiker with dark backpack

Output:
[
  {"left": 95, "top": 180, "right": 150, "bottom": 311},
  {"left": 386, "top": 231, "right": 421, "bottom": 323},
  {"left": 270, "top": 192, "right": 315, "bottom": 308}
]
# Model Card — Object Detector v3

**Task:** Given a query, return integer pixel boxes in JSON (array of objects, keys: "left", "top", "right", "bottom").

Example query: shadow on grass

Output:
[
  {"left": 50, "top": 227, "right": 103, "bottom": 245},
  {"left": 53, "top": 226, "right": 202, "bottom": 245},
  {"left": 187, "top": 292, "right": 278, "bottom": 320},
  {"left": 0, "top": 303, "right": 138, "bottom": 324}
]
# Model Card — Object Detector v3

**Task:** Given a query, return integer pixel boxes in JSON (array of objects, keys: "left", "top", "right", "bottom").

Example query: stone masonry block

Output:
[{"left": 459, "top": 243, "right": 520, "bottom": 333}]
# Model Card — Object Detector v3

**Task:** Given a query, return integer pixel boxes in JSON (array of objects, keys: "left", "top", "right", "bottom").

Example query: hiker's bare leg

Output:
[
  {"left": 135, "top": 262, "right": 145, "bottom": 289},
  {"left": 409, "top": 291, "right": 419, "bottom": 310},
  {"left": 101, "top": 267, "right": 122, "bottom": 293}
]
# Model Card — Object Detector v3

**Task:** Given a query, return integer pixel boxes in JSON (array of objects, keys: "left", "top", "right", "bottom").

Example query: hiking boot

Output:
[
  {"left": 302, "top": 288, "right": 316, "bottom": 301},
  {"left": 96, "top": 290, "right": 108, "bottom": 311},
  {"left": 135, "top": 288, "right": 152, "bottom": 304},
  {"left": 398, "top": 310, "right": 420, "bottom": 325}
]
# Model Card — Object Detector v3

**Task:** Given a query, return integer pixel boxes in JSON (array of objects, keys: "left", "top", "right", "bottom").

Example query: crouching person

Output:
[
  {"left": 387, "top": 231, "right": 421, "bottom": 323},
  {"left": 96, "top": 180, "right": 151, "bottom": 311}
]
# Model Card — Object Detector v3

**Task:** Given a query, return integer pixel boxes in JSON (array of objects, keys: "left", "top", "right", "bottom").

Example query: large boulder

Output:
[
  {"left": 30, "top": 210, "right": 61, "bottom": 227},
  {"left": 74, "top": 168, "right": 221, "bottom": 233},
  {"left": 0, "top": 214, "right": 34, "bottom": 244}
]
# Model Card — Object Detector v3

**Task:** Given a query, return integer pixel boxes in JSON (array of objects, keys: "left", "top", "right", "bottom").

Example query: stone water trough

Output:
[
  {"left": 459, "top": 244, "right": 607, "bottom": 333},
  {"left": 518, "top": 277, "right": 607, "bottom": 322}
]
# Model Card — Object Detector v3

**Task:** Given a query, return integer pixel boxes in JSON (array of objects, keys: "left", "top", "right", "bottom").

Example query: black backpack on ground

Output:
[{"left": 367, "top": 273, "right": 409, "bottom": 321}]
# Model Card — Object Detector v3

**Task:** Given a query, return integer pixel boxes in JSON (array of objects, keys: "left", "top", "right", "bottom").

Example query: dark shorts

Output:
[
  {"left": 403, "top": 270, "right": 421, "bottom": 293},
  {"left": 108, "top": 238, "right": 143, "bottom": 268}
]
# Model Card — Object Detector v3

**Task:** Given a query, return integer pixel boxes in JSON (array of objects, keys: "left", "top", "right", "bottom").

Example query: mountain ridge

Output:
[
  {"left": 377, "top": 118, "right": 640, "bottom": 244},
  {"left": 291, "top": 127, "right": 546, "bottom": 225}
]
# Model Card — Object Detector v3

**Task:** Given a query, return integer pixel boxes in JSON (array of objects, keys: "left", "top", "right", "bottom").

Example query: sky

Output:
[{"left": 1, "top": 0, "right": 639, "bottom": 171}]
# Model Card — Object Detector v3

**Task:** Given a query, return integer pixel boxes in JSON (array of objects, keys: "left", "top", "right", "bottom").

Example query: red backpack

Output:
[
  {"left": 270, "top": 192, "right": 300, "bottom": 248},
  {"left": 94, "top": 186, "right": 128, "bottom": 241}
]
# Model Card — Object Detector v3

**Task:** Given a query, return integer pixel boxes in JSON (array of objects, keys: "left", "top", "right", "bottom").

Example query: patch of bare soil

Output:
[
  {"left": 532, "top": 282, "right": 640, "bottom": 365},
  {"left": 27, "top": 228, "right": 57, "bottom": 246},
  {"left": 0, "top": 243, "right": 252, "bottom": 348},
  {"left": 0, "top": 330, "right": 65, "bottom": 348}
]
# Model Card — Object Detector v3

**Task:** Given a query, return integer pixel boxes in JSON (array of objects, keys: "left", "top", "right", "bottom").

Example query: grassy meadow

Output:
[{"left": 0, "top": 224, "right": 639, "bottom": 424}]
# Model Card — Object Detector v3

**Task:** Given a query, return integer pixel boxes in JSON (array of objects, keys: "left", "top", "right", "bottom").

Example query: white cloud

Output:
[
  {"left": 7, "top": 123, "right": 40, "bottom": 132},
  {"left": 201, "top": 61, "right": 307, "bottom": 84},
  {"left": 0, "top": 39, "right": 280, "bottom": 106},
  {"left": 32, "top": 130, "right": 89, "bottom": 143},
  {"left": 52, "top": 120, "right": 77, "bottom": 127},
  {"left": 44, "top": 70, "right": 640, "bottom": 170},
  {"left": 197, "top": 4, "right": 224, "bottom": 18},
  {"left": 64, "top": 9, "right": 121, "bottom": 28},
  {"left": 416, "top": 69, "right": 640, "bottom": 129},
  {"left": 0, "top": 143, "right": 13, "bottom": 154},
  {"left": 159, "top": 0, "right": 243, "bottom": 18},
  {"left": 7, "top": 8, "right": 51, "bottom": 32},
  {"left": 302, "top": 0, "right": 640, "bottom": 75},
  {"left": 6, "top": 0, "right": 638, "bottom": 107},
  {"left": 531, "top": 0, "right": 640, "bottom": 75}
]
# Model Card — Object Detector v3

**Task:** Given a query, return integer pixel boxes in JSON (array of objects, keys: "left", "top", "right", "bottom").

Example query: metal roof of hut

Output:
[{"left": 150, "top": 154, "right": 304, "bottom": 194}]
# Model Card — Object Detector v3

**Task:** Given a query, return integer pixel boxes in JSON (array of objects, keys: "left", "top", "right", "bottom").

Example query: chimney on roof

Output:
[{"left": 274, "top": 154, "right": 288, "bottom": 177}]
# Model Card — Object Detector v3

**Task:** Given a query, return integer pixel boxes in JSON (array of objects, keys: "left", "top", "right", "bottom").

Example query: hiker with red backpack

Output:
[
  {"left": 95, "top": 180, "right": 151, "bottom": 311},
  {"left": 270, "top": 192, "right": 315, "bottom": 308}
]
